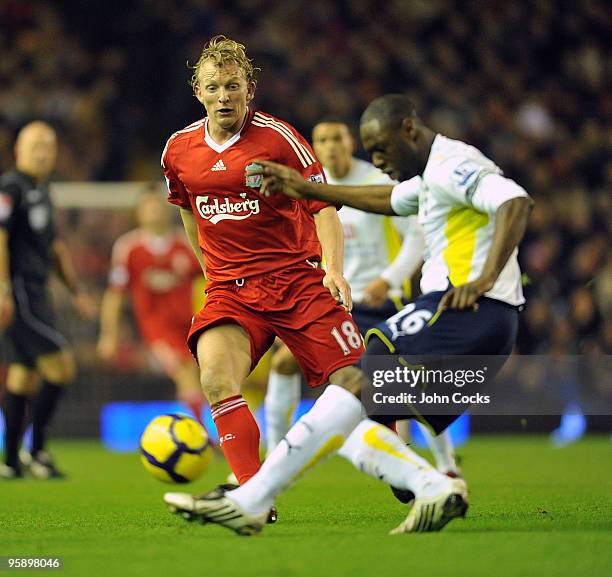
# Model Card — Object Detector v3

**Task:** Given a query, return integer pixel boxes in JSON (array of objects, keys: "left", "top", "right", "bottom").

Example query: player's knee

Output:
[
  {"left": 328, "top": 365, "right": 367, "bottom": 396},
  {"left": 364, "top": 335, "right": 391, "bottom": 356},
  {"left": 271, "top": 347, "right": 300, "bottom": 375},
  {"left": 199, "top": 365, "right": 239, "bottom": 405},
  {"left": 7, "top": 366, "right": 39, "bottom": 395},
  {"left": 38, "top": 350, "right": 76, "bottom": 385}
]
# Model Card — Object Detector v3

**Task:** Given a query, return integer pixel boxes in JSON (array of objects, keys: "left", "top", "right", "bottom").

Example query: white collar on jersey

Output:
[{"left": 204, "top": 108, "right": 249, "bottom": 153}]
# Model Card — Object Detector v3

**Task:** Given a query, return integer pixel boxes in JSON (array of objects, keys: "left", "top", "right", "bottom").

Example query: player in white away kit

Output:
[
  {"left": 264, "top": 121, "right": 461, "bottom": 482},
  {"left": 164, "top": 95, "right": 532, "bottom": 535}
]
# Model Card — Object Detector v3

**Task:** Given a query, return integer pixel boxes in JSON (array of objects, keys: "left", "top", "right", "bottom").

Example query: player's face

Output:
[
  {"left": 195, "top": 60, "right": 255, "bottom": 133},
  {"left": 15, "top": 124, "right": 57, "bottom": 181},
  {"left": 360, "top": 118, "right": 420, "bottom": 182},
  {"left": 312, "top": 123, "right": 354, "bottom": 176},
  {"left": 138, "top": 194, "right": 170, "bottom": 231}
]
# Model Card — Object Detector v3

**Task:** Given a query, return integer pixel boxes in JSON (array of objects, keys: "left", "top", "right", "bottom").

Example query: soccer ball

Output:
[{"left": 139, "top": 413, "right": 212, "bottom": 483}]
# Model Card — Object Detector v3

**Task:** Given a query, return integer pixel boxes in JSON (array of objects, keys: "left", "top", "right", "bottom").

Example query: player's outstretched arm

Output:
[
  {"left": 249, "top": 160, "right": 396, "bottom": 215},
  {"left": 439, "top": 195, "right": 533, "bottom": 310},
  {"left": 179, "top": 208, "right": 206, "bottom": 275}
]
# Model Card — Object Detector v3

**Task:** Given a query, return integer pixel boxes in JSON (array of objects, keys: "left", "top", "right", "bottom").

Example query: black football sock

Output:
[
  {"left": 2, "top": 391, "right": 29, "bottom": 468},
  {"left": 30, "top": 381, "right": 65, "bottom": 457}
]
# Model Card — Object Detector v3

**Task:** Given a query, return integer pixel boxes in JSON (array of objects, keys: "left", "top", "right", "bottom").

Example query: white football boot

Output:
[
  {"left": 164, "top": 485, "right": 270, "bottom": 536},
  {"left": 390, "top": 477, "right": 469, "bottom": 534}
]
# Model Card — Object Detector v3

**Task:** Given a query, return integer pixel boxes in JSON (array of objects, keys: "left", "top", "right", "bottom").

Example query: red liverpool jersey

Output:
[
  {"left": 161, "top": 109, "right": 330, "bottom": 282},
  {"left": 109, "top": 229, "right": 201, "bottom": 342}
]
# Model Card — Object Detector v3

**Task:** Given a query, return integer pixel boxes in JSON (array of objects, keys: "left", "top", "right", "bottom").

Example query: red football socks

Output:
[{"left": 211, "top": 395, "right": 261, "bottom": 484}]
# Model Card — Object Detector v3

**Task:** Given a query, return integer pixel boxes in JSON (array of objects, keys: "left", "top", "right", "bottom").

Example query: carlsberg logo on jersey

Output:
[{"left": 196, "top": 194, "right": 260, "bottom": 224}]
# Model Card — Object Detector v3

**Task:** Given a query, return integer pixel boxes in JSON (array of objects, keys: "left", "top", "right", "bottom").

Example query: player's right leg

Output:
[
  {"left": 264, "top": 341, "right": 301, "bottom": 455},
  {"left": 195, "top": 324, "right": 260, "bottom": 485},
  {"left": 171, "top": 359, "right": 207, "bottom": 426},
  {"left": 353, "top": 299, "right": 461, "bottom": 479},
  {"left": 1, "top": 364, "right": 38, "bottom": 479},
  {"left": 149, "top": 339, "right": 207, "bottom": 425},
  {"left": 21, "top": 349, "right": 77, "bottom": 478}
]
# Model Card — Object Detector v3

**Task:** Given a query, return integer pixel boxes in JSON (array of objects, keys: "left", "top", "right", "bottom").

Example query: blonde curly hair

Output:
[{"left": 190, "top": 35, "right": 259, "bottom": 92}]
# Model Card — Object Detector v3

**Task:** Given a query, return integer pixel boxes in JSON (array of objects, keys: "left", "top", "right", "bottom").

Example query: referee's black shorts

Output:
[{"left": 2, "top": 277, "right": 70, "bottom": 368}]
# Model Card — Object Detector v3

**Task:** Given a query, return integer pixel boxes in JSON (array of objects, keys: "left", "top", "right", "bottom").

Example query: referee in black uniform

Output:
[{"left": 0, "top": 121, "right": 94, "bottom": 479}]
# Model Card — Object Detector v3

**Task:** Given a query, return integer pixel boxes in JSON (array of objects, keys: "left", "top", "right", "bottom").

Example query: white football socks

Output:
[
  {"left": 264, "top": 371, "right": 302, "bottom": 455},
  {"left": 229, "top": 385, "right": 451, "bottom": 514},
  {"left": 230, "top": 385, "right": 363, "bottom": 514},
  {"left": 338, "top": 420, "right": 451, "bottom": 498},
  {"left": 417, "top": 422, "right": 460, "bottom": 475}
]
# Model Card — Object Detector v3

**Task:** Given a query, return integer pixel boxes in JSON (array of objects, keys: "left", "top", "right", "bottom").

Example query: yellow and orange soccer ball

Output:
[{"left": 139, "top": 414, "right": 212, "bottom": 483}]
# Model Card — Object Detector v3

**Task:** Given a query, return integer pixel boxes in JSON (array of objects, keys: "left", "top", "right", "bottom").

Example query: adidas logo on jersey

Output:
[{"left": 211, "top": 159, "right": 226, "bottom": 171}]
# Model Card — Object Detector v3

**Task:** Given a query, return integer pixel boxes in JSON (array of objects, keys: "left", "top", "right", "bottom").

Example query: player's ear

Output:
[
  {"left": 194, "top": 85, "right": 204, "bottom": 105},
  {"left": 401, "top": 117, "right": 418, "bottom": 142},
  {"left": 246, "top": 81, "right": 256, "bottom": 104}
]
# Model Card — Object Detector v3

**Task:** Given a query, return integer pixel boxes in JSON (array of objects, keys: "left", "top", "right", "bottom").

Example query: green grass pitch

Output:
[{"left": 1, "top": 436, "right": 611, "bottom": 577}]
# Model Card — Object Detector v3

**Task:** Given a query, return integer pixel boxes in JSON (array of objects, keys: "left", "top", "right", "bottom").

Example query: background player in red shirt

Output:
[
  {"left": 161, "top": 36, "right": 365, "bottom": 486},
  {"left": 97, "top": 187, "right": 206, "bottom": 422}
]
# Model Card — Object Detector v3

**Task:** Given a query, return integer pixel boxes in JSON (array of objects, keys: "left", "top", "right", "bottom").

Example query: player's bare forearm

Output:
[
  {"left": 0, "top": 229, "right": 12, "bottom": 289},
  {"left": 250, "top": 160, "right": 395, "bottom": 215},
  {"left": 0, "top": 229, "right": 14, "bottom": 327},
  {"left": 479, "top": 196, "right": 534, "bottom": 287},
  {"left": 314, "top": 207, "right": 352, "bottom": 310},
  {"left": 51, "top": 239, "right": 80, "bottom": 294},
  {"left": 99, "top": 288, "right": 123, "bottom": 338},
  {"left": 314, "top": 206, "right": 344, "bottom": 274},
  {"left": 305, "top": 182, "right": 395, "bottom": 215},
  {"left": 97, "top": 288, "right": 124, "bottom": 359},
  {"left": 179, "top": 208, "right": 206, "bottom": 275}
]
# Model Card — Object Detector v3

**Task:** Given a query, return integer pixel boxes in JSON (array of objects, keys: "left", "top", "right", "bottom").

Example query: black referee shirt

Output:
[{"left": 0, "top": 169, "right": 56, "bottom": 284}]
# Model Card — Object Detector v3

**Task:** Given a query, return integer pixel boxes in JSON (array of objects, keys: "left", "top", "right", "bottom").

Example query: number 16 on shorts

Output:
[{"left": 331, "top": 320, "right": 363, "bottom": 355}]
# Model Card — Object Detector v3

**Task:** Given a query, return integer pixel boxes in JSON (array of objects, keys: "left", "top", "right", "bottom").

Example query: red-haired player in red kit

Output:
[
  {"left": 161, "top": 36, "right": 365, "bottom": 488},
  {"left": 97, "top": 186, "right": 207, "bottom": 422}
]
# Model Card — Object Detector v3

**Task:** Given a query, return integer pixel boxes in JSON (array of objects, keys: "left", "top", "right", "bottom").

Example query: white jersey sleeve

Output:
[
  {"left": 390, "top": 176, "right": 422, "bottom": 216},
  {"left": 380, "top": 216, "right": 424, "bottom": 287},
  {"left": 470, "top": 174, "right": 529, "bottom": 213},
  {"left": 430, "top": 156, "right": 528, "bottom": 214}
]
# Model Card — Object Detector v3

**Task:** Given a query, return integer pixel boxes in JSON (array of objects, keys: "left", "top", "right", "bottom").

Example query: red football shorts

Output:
[{"left": 188, "top": 261, "right": 364, "bottom": 387}]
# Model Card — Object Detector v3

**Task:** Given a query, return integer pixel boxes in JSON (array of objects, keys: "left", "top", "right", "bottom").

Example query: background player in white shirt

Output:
[
  {"left": 264, "top": 121, "right": 460, "bottom": 479},
  {"left": 165, "top": 94, "right": 532, "bottom": 536}
]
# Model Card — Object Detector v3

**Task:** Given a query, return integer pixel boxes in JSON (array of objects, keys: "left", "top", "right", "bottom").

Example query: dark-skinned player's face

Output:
[{"left": 360, "top": 118, "right": 421, "bottom": 182}]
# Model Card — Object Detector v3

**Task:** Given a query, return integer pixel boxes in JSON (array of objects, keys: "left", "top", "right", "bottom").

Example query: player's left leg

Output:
[
  {"left": 22, "top": 349, "right": 76, "bottom": 478},
  {"left": 263, "top": 341, "right": 301, "bottom": 455},
  {"left": 1, "top": 364, "right": 39, "bottom": 479},
  {"left": 150, "top": 339, "right": 207, "bottom": 425},
  {"left": 417, "top": 422, "right": 461, "bottom": 476},
  {"left": 172, "top": 359, "right": 207, "bottom": 426},
  {"left": 353, "top": 299, "right": 460, "bottom": 477}
]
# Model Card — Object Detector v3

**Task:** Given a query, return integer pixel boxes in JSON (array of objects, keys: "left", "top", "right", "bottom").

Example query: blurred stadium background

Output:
[{"left": 0, "top": 0, "right": 610, "bottom": 442}]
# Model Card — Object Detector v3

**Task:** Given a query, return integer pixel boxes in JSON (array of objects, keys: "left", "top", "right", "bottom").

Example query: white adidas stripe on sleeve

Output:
[{"left": 253, "top": 112, "right": 316, "bottom": 168}]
